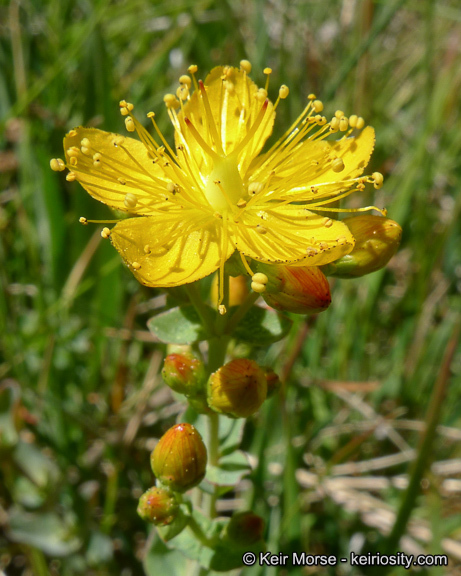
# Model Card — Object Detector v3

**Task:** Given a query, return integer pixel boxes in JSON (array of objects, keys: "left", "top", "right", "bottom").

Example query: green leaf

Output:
[
  {"left": 219, "top": 418, "right": 246, "bottom": 456},
  {"left": 206, "top": 451, "right": 251, "bottom": 486},
  {"left": 233, "top": 306, "right": 292, "bottom": 344},
  {"left": 147, "top": 305, "right": 214, "bottom": 344},
  {"left": 144, "top": 531, "right": 189, "bottom": 576},
  {"left": 0, "top": 383, "right": 20, "bottom": 449},
  {"left": 6, "top": 508, "right": 81, "bottom": 556}
]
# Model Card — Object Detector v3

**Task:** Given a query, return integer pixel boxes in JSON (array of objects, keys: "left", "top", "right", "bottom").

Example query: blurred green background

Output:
[{"left": 1, "top": 0, "right": 461, "bottom": 574}]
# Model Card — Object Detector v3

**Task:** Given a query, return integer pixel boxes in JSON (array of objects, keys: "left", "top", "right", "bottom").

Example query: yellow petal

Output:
[
  {"left": 177, "top": 66, "right": 275, "bottom": 173},
  {"left": 308, "top": 125, "right": 375, "bottom": 188},
  {"left": 231, "top": 204, "right": 354, "bottom": 267},
  {"left": 253, "top": 126, "right": 375, "bottom": 202},
  {"left": 110, "top": 213, "right": 234, "bottom": 287},
  {"left": 64, "top": 127, "right": 169, "bottom": 214}
]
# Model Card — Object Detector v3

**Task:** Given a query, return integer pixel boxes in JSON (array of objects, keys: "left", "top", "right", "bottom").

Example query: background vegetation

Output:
[{"left": 1, "top": 0, "right": 460, "bottom": 574}]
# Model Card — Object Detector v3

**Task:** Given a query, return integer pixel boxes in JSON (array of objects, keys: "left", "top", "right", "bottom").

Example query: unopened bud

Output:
[
  {"left": 257, "top": 264, "right": 331, "bottom": 314},
  {"left": 162, "top": 353, "right": 206, "bottom": 397},
  {"left": 226, "top": 511, "right": 265, "bottom": 546},
  {"left": 207, "top": 359, "right": 267, "bottom": 418},
  {"left": 137, "top": 487, "right": 178, "bottom": 525},
  {"left": 151, "top": 423, "right": 207, "bottom": 492},
  {"left": 323, "top": 215, "right": 402, "bottom": 278},
  {"left": 262, "top": 367, "right": 281, "bottom": 398}
]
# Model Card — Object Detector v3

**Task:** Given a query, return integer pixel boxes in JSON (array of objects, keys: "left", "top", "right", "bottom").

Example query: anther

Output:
[
  {"left": 67, "top": 129, "right": 78, "bottom": 137},
  {"left": 330, "top": 117, "right": 340, "bottom": 131},
  {"left": 319, "top": 242, "right": 328, "bottom": 250},
  {"left": 118, "top": 177, "right": 126, "bottom": 185},
  {"left": 67, "top": 147, "right": 79, "bottom": 158},
  {"left": 356, "top": 117, "right": 365, "bottom": 130},
  {"left": 124, "top": 193, "right": 138, "bottom": 209},
  {"left": 81, "top": 138, "right": 90, "bottom": 148},
  {"left": 224, "top": 80, "right": 235, "bottom": 94},
  {"left": 240, "top": 60, "right": 252, "bottom": 74},
  {"left": 50, "top": 158, "right": 66, "bottom": 172},
  {"left": 279, "top": 85, "right": 289, "bottom": 99},
  {"left": 176, "top": 85, "right": 189, "bottom": 100},
  {"left": 166, "top": 182, "right": 176, "bottom": 194},
  {"left": 255, "top": 88, "right": 268, "bottom": 101},
  {"left": 79, "top": 217, "right": 88, "bottom": 225},
  {"left": 339, "top": 117, "right": 349, "bottom": 131},
  {"left": 237, "top": 198, "right": 247, "bottom": 208},
  {"left": 144, "top": 245, "right": 151, "bottom": 254},
  {"left": 337, "top": 236, "right": 347, "bottom": 244},
  {"left": 179, "top": 74, "right": 191, "bottom": 87},
  {"left": 188, "top": 64, "right": 198, "bottom": 74},
  {"left": 125, "top": 117, "right": 135, "bottom": 132},
  {"left": 132, "top": 262, "right": 141, "bottom": 270},
  {"left": 163, "top": 94, "right": 180, "bottom": 109},
  {"left": 218, "top": 305, "right": 227, "bottom": 315},
  {"left": 256, "top": 225, "right": 267, "bottom": 234},
  {"left": 349, "top": 114, "right": 358, "bottom": 128},
  {"left": 112, "top": 135, "right": 125, "bottom": 146},
  {"left": 323, "top": 217, "right": 333, "bottom": 228},
  {"left": 372, "top": 172, "right": 384, "bottom": 189},
  {"left": 335, "top": 110, "right": 345, "bottom": 119},
  {"left": 70, "top": 157, "right": 78, "bottom": 166},
  {"left": 331, "top": 158, "right": 345, "bottom": 173},
  {"left": 313, "top": 100, "right": 323, "bottom": 113},
  {"left": 248, "top": 182, "right": 264, "bottom": 195},
  {"left": 306, "top": 247, "right": 318, "bottom": 256},
  {"left": 308, "top": 93, "right": 316, "bottom": 100},
  {"left": 101, "top": 227, "right": 111, "bottom": 239},
  {"left": 66, "top": 172, "right": 76, "bottom": 182},
  {"left": 263, "top": 67, "right": 272, "bottom": 75}
]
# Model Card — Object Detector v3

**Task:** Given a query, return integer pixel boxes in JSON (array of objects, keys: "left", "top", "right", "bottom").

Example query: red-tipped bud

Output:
[
  {"left": 226, "top": 511, "right": 265, "bottom": 545},
  {"left": 137, "top": 487, "right": 179, "bottom": 525},
  {"left": 151, "top": 423, "right": 207, "bottom": 492},
  {"left": 162, "top": 353, "right": 206, "bottom": 396},
  {"left": 261, "top": 264, "right": 331, "bottom": 314},
  {"left": 324, "top": 215, "right": 402, "bottom": 278},
  {"left": 207, "top": 359, "right": 267, "bottom": 418},
  {"left": 262, "top": 367, "right": 281, "bottom": 398}
]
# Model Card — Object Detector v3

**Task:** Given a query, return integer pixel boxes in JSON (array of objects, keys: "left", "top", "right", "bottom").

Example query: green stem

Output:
[
  {"left": 382, "top": 323, "right": 459, "bottom": 556},
  {"left": 186, "top": 283, "right": 216, "bottom": 336}
]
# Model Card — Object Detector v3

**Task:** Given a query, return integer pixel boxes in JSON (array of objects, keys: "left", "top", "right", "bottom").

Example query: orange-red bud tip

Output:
[
  {"left": 262, "top": 367, "right": 281, "bottom": 398},
  {"left": 207, "top": 359, "right": 267, "bottom": 418},
  {"left": 262, "top": 265, "right": 331, "bottom": 314},
  {"left": 137, "top": 487, "right": 178, "bottom": 525},
  {"left": 151, "top": 423, "right": 207, "bottom": 492},
  {"left": 162, "top": 353, "right": 206, "bottom": 396}
]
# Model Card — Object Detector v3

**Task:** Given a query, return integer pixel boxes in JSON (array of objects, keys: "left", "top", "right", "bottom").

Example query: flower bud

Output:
[
  {"left": 137, "top": 486, "right": 179, "bottom": 525},
  {"left": 323, "top": 215, "right": 402, "bottom": 278},
  {"left": 259, "top": 264, "right": 331, "bottom": 314},
  {"left": 262, "top": 367, "right": 281, "bottom": 398},
  {"left": 207, "top": 359, "right": 267, "bottom": 418},
  {"left": 162, "top": 353, "right": 206, "bottom": 397},
  {"left": 226, "top": 511, "right": 265, "bottom": 545},
  {"left": 151, "top": 423, "right": 207, "bottom": 492}
]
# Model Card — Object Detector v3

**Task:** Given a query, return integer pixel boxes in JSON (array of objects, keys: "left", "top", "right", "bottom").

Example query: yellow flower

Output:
[{"left": 52, "top": 61, "right": 384, "bottom": 306}]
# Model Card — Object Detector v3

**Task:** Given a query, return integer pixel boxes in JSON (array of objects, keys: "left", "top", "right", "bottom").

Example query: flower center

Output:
[{"left": 204, "top": 155, "right": 244, "bottom": 212}]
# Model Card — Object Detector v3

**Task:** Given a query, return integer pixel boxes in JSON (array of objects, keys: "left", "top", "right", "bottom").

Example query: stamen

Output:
[
  {"left": 231, "top": 99, "right": 269, "bottom": 158},
  {"left": 184, "top": 118, "right": 221, "bottom": 160},
  {"left": 199, "top": 80, "right": 224, "bottom": 155},
  {"left": 101, "top": 227, "right": 111, "bottom": 239},
  {"left": 50, "top": 158, "right": 66, "bottom": 171},
  {"left": 251, "top": 272, "right": 268, "bottom": 294},
  {"left": 239, "top": 252, "right": 255, "bottom": 276}
]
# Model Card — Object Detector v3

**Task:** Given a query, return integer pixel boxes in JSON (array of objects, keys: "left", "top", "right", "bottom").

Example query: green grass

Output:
[{"left": 1, "top": 0, "right": 461, "bottom": 574}]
